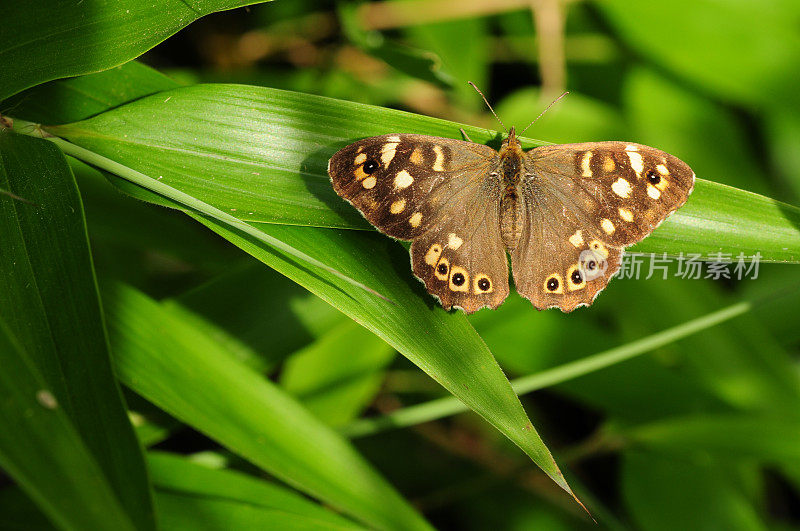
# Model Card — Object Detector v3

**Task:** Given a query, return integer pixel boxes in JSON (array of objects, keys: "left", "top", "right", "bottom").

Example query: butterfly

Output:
[{"left": 328, "top": 126, "right": 694, "bottom": 313}]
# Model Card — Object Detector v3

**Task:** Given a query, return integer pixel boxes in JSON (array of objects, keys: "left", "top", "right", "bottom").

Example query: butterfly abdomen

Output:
[{"left": 500, "top": 191, "right": 523, "bottom": 251}]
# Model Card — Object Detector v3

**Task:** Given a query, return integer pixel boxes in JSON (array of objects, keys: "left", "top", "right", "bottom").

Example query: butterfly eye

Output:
[
  {"left": 363, "top": 160, "right": 380, "bottom": 174},
  {"left": 646, "top": 169, "right": 660, "bottom": 184}
]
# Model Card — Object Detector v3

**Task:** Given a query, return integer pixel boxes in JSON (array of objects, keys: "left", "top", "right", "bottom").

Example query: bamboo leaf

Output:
[{"left": 0, "top": 132, "right": 153, "bottom": 529}]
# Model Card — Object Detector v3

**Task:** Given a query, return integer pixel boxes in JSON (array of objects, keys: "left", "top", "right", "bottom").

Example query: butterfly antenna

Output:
[
  {"left": 519, "top": 91, "right": 569, "bottom": 136},
  {"left": 468, "top": 81, "right": 507, "bottom": 133}
]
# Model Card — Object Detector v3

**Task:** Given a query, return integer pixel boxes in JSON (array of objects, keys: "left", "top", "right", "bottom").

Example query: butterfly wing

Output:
[
  {"left": 329, "top": 135, "right": 510, "bottom": 312},
  {"left": 512, "top": 142, "right": 695, "bottom": 311}
]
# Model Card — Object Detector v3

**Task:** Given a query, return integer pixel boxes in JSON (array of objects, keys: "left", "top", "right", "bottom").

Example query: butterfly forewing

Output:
[{"left": 328, "top": 134, "right": 497, "bottom": 239}]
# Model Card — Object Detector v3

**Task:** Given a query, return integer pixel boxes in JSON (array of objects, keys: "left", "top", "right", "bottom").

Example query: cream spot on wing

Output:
[
  {"left": 432, "top": 145, "right": 445, "bottom": 171},
  {"left": 356, "top": 146, "right": 364, "bottom": 154},
  {"left": 603, "top": 156, "right": 616, "bottom": 172},
  {"left": 611, "top": 177, "right": 632, "bottom": 198},
  {"left": 601, "top": 218, "right": 615, "bottom": 235},
  {"left": 354, "top": 153, "right": 367, "bottom": 165},
  {"left": 425, "top": 244, "right": 442, "bottom": 266},
  {"left": 410, "top": 148, "right": 423, "bottom": 164},
  {"left": 625, "top": 144, "right": 638, "bottom": 152},
  {"left": 619, "top": 207, "right": 634, "bottom": 222},
  {"left": 627, "top": 151, "right": 644, "bottom": 176},
  {"left": 568, "top": 230, "right": 583, "bottom": 248},
  {"left": 387, "top": 135, "right": 401, "bottom": 143},
  {"left": 447, "top": 233, "right": 463, "bottom": 250},
  {"left": 381, "top": 142, "right": 399, "bottom": 165},
  {"left": 409, "top": 212, "right": 423, "bottom": 227},
  {"left": 394, "top": 170, "right": 414, "bottom": 189},
  {"left": 647, "top": 185, "right": 661, "bottom": 199},
  {"left": 390, "top": 198, "right": 406, "bottom": 214},
  {"left": 362, "top": 176, "right": 376, "bottom": 189},
  {"left": 581, "top": 151, "right": 593, "bottom": 177},
  {"left": 656, "top": 163, "right": 669, "bottom": 175}
]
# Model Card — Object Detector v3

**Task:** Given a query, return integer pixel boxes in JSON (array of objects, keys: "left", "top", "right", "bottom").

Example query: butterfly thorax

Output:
[{"left": 497, "top": 127, "right": 526, "bottom": 251}]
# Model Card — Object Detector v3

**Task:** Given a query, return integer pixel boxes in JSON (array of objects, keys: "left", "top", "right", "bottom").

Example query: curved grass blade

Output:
[
  {"left": 0, "top": 318, "right": 135, "bottom": 530},
  {"left": 0, "top": 0, "right": 264, "bottom": 100},
  {"left": 35, "top": 83, "right": 800, "bottom": 262},
  {"left": 0, "top": 132, "right": 154, "bottom": 528},
  {"left": 105, "top": 282, "right": 433, "bottom": 531}
]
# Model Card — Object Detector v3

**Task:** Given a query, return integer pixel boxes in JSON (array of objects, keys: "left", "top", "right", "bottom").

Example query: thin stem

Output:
[{"left": 342, "top": 300, "right": 755, "bottom": 438}]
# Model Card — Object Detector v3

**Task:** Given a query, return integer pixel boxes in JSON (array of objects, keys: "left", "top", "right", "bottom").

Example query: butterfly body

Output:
[{"left": 328, "top": 129, "right": 694, "bottom": 313}]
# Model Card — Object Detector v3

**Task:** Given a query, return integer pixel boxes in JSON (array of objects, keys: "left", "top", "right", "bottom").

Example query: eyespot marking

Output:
[
  {"left": 409, "top": 211, "right": 423, "bottom": 227},
  {"left": 394, "top": 170, "right": 414, "bottom": 189},
  {"left": 611, "top": 177, "right": 632, "bottom": 198},
  {"left": 435, "top": 257, "right": 449, "bottom": 280},
  {"left": 589, "top": 240, "right": 609, "bottom": 258},
  {"left": 474, "top": 274, "right": 493, "bottom": 293},
  {"left": 619, "top": 207, "right": 634, "bottom": 222},
  {"left": 544, "top": 274, "right": 563, "bottom": 294},
  {"left": 567, "top": 264, "right": 586, "bottom": 291},
  {"left": 447, "top": 233, "right": 463, "bottom": 250},
  {"left": 449, "top": 266, "right": 469, "bottom": 292},
  {"left": 390, "top": 198, "right": 406, "bottom": 214}
]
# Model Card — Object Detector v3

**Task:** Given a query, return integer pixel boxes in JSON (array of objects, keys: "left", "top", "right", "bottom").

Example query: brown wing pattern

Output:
[
  {"left": 329, "top": 134, "right": 509, "bottom": 311},
  {"left": 512, "top": 141, "right": 694, "bottom": 312},
  {"left": 328, "top": 134, "right": 497, "bottom": 240}
]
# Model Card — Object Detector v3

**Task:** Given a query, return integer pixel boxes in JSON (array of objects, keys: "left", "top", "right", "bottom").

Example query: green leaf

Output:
[
  {"left": 104, "top": 282, "right": 433, "bottom": 531},
  {"left": 622, "top": 415, "right": 800, "bottom": 465},
  {"left": 594, "top": 0, "right": 800, "bottom": 108},
  {"left": 0, "top": 132, "right": 154, "bottom": 529},
  {"left": 280, "top": 319, "right": 396, "bottom": 427},
  {"left": 621, "top": 451, "right": 766, "bottom": 531},
  {"left": 43, "top": 83, "right": 800, "bottom": 261},
  {"left": 0, "top": 0, "right": 263, "bottom": 100},
  {"left": 182, "top": 218, "right": 579, "bottom": 499},
  {"left": 1, "top": 61, "right": 181, "bottom": 125},
  {"left": 0, "top": 318, "right": 135, "bottom": 530},
  {"left": 148, "top": 452, "right": 365, "bottom": 530},
  {"left": 14, "top": 83, "right": 583, "bottom": 502}
]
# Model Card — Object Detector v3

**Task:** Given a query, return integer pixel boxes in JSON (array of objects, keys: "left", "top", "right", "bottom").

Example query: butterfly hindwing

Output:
[{"left": 410, "top": 181, "right": 509, "bottom": 312}]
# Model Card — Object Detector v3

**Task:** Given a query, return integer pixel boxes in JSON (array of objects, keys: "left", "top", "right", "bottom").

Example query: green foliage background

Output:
[{"left": 1, "top": 0, "right": 799, "bottom": 529}]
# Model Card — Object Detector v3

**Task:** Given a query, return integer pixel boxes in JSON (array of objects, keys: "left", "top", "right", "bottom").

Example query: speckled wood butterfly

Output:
[{"left": 328, "top": 120, "right": 694, "bottom": 313}]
